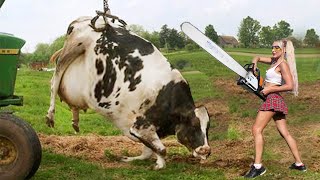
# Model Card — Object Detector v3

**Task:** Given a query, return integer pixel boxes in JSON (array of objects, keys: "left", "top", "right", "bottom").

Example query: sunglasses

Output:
[{"left": 272, "top": 46, "right": 282, "bottom": 51}]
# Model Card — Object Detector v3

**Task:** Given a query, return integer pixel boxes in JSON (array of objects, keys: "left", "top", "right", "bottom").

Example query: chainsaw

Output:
[{"left": 181, "top": 22, "right": 266, "bottom": 101}]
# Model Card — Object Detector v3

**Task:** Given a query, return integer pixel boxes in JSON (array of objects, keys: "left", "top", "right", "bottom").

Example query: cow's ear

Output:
[{"left": 194, "top": 106, "right": 209, "bottom": 123}]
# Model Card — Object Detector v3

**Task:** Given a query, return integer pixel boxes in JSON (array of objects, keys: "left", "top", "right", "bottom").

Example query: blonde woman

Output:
[{"left": 244, "top": 40, "right": 306, "bottom": 178}]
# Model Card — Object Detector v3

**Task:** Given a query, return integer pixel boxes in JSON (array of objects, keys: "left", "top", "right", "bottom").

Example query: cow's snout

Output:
[{"left": 193, "top": 145, "right": 211, "bottom": 160}]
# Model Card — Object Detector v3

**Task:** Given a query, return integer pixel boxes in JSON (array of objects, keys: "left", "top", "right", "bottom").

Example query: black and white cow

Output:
[{"left": 46, "top": 16, "right": 211, "bottom": 169}]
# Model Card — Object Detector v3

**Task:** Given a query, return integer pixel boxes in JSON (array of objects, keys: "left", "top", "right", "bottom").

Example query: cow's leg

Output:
[
  {"left": 129, "top": 120, "right": 166, "bottom": 170},
  {"left": 121, "top": 145, "right": 153, "bottom": 161},
  {"left": 71, "top": 107, "right": 80, "bottom": 132},
  {"left": 46, "top": 76, "right": 57, "bottom": 127}
]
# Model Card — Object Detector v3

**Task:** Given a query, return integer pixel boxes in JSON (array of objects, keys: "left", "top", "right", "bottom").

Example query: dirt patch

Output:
[
  {"left": 39, "top": 134, "right": 189, "bottom": 168},
  {"left": 39, "top": 134, "right": 143, "bottom": 168},
  {"left": 38, "top": 80, "right": 320, "bottom": 179}
]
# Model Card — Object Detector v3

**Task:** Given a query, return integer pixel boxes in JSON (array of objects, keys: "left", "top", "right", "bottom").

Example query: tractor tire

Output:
[{"left": 0, "top": 113, "right": 42, "bottom": 180}]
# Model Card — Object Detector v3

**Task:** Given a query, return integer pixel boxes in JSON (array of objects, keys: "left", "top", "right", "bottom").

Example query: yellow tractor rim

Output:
[{"left": 0, "top": 136, "right": 17, "bottom": 165}]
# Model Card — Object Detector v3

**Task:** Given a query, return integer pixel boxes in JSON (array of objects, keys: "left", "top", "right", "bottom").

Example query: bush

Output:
[{"left": 173, "top": 59, "right": 190, "bottom": 70}]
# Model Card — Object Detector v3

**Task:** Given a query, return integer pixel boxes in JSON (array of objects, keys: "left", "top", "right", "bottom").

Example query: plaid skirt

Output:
[{"left": 259, "top": 93, "right": 288, "bottom": 115}]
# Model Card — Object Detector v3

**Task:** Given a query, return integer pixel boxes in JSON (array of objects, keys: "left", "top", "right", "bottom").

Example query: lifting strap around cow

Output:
[{"left": 90, "top": 0, "right": 127, "bottom": 32}]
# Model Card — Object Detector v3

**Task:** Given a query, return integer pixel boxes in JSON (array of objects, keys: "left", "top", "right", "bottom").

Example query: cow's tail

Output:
[{"left": 50, "top": 48, "right": 63, "bottom": 64}]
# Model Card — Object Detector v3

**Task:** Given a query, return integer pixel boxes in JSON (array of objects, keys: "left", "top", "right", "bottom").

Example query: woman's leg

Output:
[
  {"left": 274, "top": 114, "right": 302, "bottom": 163},
  {"left": 252, "top": 111, "right": 275, "bottom": 164}
]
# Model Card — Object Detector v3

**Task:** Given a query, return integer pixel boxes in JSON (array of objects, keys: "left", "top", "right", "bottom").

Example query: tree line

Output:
[{"left": 21, "top": 16, "right": 319, "bottom": 64}]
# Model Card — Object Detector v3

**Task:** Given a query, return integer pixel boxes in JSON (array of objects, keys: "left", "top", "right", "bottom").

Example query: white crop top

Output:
[{"left": 265, "top": 61, "right": 283, "bottom": 85}]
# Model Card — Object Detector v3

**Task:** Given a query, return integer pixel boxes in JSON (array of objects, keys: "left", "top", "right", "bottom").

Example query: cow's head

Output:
[{"left": 176, "top": 106, "right": 211, "bottom": 160}]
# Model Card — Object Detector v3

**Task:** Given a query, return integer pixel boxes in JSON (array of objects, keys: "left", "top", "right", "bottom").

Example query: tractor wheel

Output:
[{"left": 0, "top": 113, "right": 42, "bottom": 179}]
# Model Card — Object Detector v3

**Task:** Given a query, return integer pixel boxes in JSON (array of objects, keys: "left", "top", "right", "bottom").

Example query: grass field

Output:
[{"left": 2, "top": 48, "right": 320, "bottom": 179}]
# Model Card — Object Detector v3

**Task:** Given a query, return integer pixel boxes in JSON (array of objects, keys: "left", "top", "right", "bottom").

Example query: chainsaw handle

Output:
[
  {"left": 243, "top": 63, "right": 260, "bottom": 76},
  {"left": 240, "top": 63, "right": 266, "bottom": 101},
  {"left": 251, "top": 63, "right": 260, "bottom": 76}
]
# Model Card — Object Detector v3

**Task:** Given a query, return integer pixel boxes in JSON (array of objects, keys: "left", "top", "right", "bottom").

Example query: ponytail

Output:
[{"left": 281, "top": 39, "right": 299, "bottom": 96}]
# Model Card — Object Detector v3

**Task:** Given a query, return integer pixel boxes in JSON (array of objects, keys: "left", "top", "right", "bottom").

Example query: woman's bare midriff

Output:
[{"left": 264, "top": 82, "right": 280, "bottom": 88}]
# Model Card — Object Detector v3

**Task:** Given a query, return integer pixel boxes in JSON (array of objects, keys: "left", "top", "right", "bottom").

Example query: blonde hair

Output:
[{"left": 276, "top": 39, "right": 299, "bottom": 96}]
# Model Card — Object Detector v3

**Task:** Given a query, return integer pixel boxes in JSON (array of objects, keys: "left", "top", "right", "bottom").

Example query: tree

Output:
[
  {"left": 127, "top": 24, "right": 145, "bottom": 36},
  {"left": 288, "top": 36, "right": 303, "bottom": 48},
  {"left": 304, "top": 28, "right": 319, "bottom": 47},
  {"left": 32, "top": 43, "right": 51, "bottom": 62},
  {"left": 238, "top": 16, "right": 261, "bottom": 48},
  {"left": 259, "top": 26, "right": 274, "bottom": 47},
  {"left": 142, "top": 31, "right": 161, "bottom": 48},
  {"left": 159, "top": 25, "right": 171, "bottom": 48},
  {"left": 159, "top": 25, "right": 185, "bottom": 50},
  {"left": 49, "top": 35, "right": 65, "bottom": 56},
  {"left": 273, "top": 20, "right": 293, "bottom": 40},
  {"left": 205, "top": 24, "right": 218, "bottom": 43}
]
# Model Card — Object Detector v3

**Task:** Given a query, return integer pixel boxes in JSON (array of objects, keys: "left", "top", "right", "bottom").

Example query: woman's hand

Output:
[
  {"left": 261, "top": 86, "right": 273, "bottom": 96},
  {"left": 252, "top": 57, "right": 260, "bottom": 74}
]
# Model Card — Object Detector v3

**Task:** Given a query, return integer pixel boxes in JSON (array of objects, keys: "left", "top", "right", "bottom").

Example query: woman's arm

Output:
[
  {"left": 252, "top": 56, "right": 273, "bottom": 64},
  {"left": 252, "top": 56, "right": 272, "bottom": 71}
]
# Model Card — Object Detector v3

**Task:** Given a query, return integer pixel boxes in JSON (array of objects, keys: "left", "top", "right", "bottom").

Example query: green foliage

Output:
[
  {"left": 172, "top": 59, "right": 190, "bottom": 70},
  {"left": 159, "top": 24, "right": 171, "bottom": 48},
  {"left": 128, "top": 24, "right": 161, "bottom": 48},
  {"left": 168, "top": 28, "right": 185, "bottom": 49},
  {"left": 159, "top": 25, "right": 185, "bottom": 50},
  {"left": 288, "top": 36, "right": 303, "bottom": 48},
  {"left": 32, "top": 43, "right": 51, "bottom": 62},
  {"left": 238, "top": 16, "right": 261, "bottom": 48},
  {"left": 127, "top": 24, "right": 145, "bottom": 36},
  {"left": 145, "top": 31, "right": 161, "bottom": 48},
  {"left": 259, "top": 26, "right": 274, "bottom": 47},
  {"left": 21, "top": 35, "right": 65, "bottom": 65},
  {"left": 273, "top": 20, "right": 293, "bottom": 40},
  {"left": 205, "top": 24, "right": 218, "bottom": 43},
  {"left": 304, "top": 28, "right": 319, "bottom": 47},
  {"left": 49, "top": 35, "right": 65, "bottom": 55}
]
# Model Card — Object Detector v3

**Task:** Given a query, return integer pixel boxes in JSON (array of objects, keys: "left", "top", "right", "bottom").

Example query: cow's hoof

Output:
[
  {"left": 45, "top": 116, "right": 54, "bottom": 128},
  {"left": 72, "top": 124, "right": 80, "bottom": 132},
  {"left": 120, "top": 156, "right": 131, "bottom": 162},
  {"left": 153, "top": 164, "right": 165, "bottom": 170},
  {"left": 200, "top": 159, "right": 207, "bottom": 164}
]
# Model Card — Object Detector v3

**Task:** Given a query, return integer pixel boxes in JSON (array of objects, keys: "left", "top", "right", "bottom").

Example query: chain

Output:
[
  {"left": 103, "top": 0, "right": 110, "bottom": 13},
  {"left": 90, "top": 0, "right": 127, "bottom": 32}
]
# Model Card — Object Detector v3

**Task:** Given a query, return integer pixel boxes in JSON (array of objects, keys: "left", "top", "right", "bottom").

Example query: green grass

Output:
[
  {"left": 2, "top": 49, "right": 319, "bottom": 179},
  {"left": 32, "top": 150, "right": 225, "bottom": 180},
  {"left": 4, "top": 69, "right": 121, "bottom": 136},
  {"left": 167, "top": 50, "right": 320, "bottom": 83},
  {"left": 182, "top": 72, "right": 220, "bottom": 100}
]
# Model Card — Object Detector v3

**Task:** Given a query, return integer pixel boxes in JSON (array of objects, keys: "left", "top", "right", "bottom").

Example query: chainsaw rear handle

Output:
[{"left": 243, "top": 63, "right": 264, "bottom": 90}]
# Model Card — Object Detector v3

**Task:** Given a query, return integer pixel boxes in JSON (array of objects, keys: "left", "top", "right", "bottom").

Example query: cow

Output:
[{"left": 46, "top": 15, "right": 211, "bottom": 169}]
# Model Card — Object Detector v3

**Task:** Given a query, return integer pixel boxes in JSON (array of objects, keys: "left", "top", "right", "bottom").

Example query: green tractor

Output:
[{"left": 0, "top": 0, "right": 42, "bottom": 179}]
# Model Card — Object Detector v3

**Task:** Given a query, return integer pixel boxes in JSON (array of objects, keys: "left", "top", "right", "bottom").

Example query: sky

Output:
[{"left": 1, "top": 0, "right": 319, "bottom": 53}]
